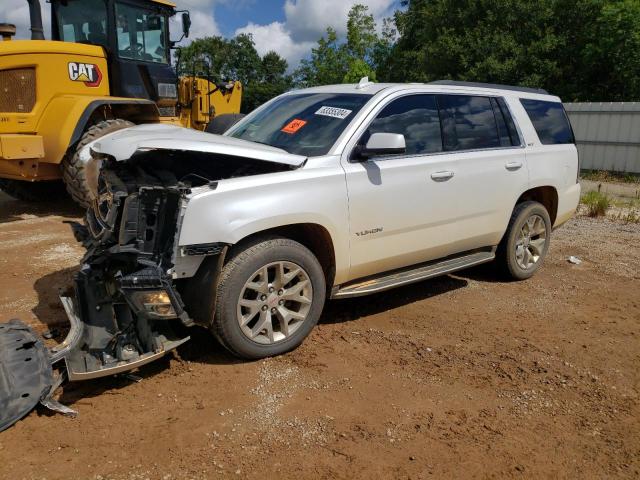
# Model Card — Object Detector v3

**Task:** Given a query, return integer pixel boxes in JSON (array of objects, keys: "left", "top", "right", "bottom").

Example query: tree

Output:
[
  {"left": 581, "top": 0, "right": 640, "bottom": 100},
  {"left": 294, "top": 28, "right": 350, "bottom": 87},
  {"left": 294, "top": 4, "right": 392, "bottom": 87},
  {"left": 387, "top": 0, "right": 640, "bottom": 101},
  {"left": 176, "top": 34, "right": 292, "bottom": 113}
]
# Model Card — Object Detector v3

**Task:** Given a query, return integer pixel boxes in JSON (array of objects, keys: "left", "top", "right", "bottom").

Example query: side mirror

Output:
[
  {"left": 359, "top": 132, "right": 406, "bottom": 159},
  {"left": 182, "top": 12, "right": 191, "bottom": 38}
]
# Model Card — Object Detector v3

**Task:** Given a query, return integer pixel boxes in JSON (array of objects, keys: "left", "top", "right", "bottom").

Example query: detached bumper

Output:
[{"left": 0, "top": 320, "right": 53, "bottom": 433}]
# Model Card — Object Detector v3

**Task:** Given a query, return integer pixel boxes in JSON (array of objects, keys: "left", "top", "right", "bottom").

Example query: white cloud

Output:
[
  {"left": 1, "top": 0, "right": 51, "bottom": 40},
  {"left": 284, "top": 0, "right": 395, "bottom": 43},
  {"left": 169, "top": 0, "right": 221, "bottom": 42},
  {"left": 235, "top": 0, "right": 397, "bottom": 69},
  {"left": 235, "top": 21, "right": 314, "bottom": 68}
]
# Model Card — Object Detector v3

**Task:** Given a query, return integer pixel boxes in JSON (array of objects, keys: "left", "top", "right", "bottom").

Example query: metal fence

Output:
[{"left": 564, "top": 102, "right": 640, "bottom": 174}]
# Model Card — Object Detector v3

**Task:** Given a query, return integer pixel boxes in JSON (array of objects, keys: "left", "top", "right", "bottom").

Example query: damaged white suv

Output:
[{"left": 70, "top": 80, "right": 580, "bottom": 371}]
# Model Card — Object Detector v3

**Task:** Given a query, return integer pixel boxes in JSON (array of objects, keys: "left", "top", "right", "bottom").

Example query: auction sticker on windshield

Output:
[
  {"left": 281, "top": 119, "right": 307, "bottom": 134},
  {"left": 315, "top": 106, "right": 352, "bottom": 119}
]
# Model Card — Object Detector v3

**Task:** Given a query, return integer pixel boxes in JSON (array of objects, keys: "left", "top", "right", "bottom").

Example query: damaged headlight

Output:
[{"left": 130, "top": 290, "right": 176, "bottom": 319}]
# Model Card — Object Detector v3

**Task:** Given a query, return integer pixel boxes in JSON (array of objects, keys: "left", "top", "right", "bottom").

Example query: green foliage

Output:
[
  {"left": 294, "top": 4, "right": 394, "bottom": 87},
  {"left": 294, "top": 28, "right": 351, "bottom": 87},
  {"left": 385, "top": 0, "right": 640, "bottom": 101},
  {"left": 581, "top": 191, "right": 611, "bottom": 217},
  {"left": 176, "top": 35, "right": 292, "bottom": 113}
]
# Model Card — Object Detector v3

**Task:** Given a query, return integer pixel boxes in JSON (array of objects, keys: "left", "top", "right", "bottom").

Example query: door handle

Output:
[
  {"left": 505, "top": 161, "right": 523, "bottom": 171},
  {"left": 430, "top": 170, "right": 454, "bottom": 181}
]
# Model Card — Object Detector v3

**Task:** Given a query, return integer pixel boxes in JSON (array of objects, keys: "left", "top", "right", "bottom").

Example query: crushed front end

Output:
[
  {"left": 0, "top": 124, "right": 305, "bottom": 431},
  {"left": 65, "top": 157, "right": 196, "bottom": 381}
]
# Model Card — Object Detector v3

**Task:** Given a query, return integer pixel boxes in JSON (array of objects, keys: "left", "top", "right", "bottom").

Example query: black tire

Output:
[
  {"left": 496, "top": 201, "right": 552, "bottom": 280},
  {"left": 62, "top": 119, "right": 134, "bottom": 208},
  {"left": 205, "top": 113, "right": 245, "bottom": 135},
  {"left": 212, "top": 237, "right": 326, "bottom": 359},
  {"left": 0, "top": 178, "right": 66, "bottom": 202}
]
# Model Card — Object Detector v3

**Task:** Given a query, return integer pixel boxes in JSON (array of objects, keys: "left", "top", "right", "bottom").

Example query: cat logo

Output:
[{"left": 68, "top": 62, "right": 102, "bottom": 87}]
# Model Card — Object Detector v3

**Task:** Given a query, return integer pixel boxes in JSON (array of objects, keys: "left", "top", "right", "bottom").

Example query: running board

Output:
[{"left": 331, "top": 250, "right": 495, "bottom": 299}]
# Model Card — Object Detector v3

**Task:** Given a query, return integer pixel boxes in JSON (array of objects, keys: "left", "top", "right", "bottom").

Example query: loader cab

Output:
[{"left": 51, "top": 0, "right": 182, "bottom": 112}]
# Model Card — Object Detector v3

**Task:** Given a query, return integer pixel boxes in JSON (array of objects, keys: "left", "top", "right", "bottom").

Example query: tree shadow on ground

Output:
[{"left": 0, "top": 191, "right": 83, "bottom": 225}]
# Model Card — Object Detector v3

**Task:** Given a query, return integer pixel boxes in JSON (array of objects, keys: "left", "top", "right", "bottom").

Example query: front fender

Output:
[{"left": 178, "top": 166, "right": 351, "bottom": 284}]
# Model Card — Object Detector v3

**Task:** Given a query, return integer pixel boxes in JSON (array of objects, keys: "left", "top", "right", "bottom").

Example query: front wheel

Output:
[
  {"left": 212, "top": 237, "right": 326, "bottom": 359},
  {"left": 496, "top": 201, "right": 552, "bottom": 280}
]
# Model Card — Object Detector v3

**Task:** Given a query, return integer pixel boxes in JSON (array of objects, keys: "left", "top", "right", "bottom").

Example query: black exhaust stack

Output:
[{"left": 27, "top": 0, "right": 45, "bottom": 40}]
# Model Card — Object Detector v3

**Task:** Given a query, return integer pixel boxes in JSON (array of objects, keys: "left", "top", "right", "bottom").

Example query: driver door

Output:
[{"left": 341, "top": 93, "right": 460, "bottom": 280}]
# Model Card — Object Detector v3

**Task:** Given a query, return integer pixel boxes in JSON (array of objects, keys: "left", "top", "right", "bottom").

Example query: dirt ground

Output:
[{"left": 0, "top": 190, "right": 638, "bottom": 480}]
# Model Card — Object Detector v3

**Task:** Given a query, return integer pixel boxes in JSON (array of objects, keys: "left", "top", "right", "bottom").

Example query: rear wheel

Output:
[
  {"left": 212, "top": 237, "right": 326, "bottom": 359},
  {"left": 0, "top": 178, "right": 65, "bottom": 203},
  {"left": 62, "top": 119, "right": 134, "bottom": 208},
  {"left": 496, "top": 201, "right": 551, "bottom": 280}
]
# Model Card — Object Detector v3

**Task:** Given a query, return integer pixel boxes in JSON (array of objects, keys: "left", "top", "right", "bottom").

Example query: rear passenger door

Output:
[{"left": 436, "top": 94, "right": 529, "bottom": 251}]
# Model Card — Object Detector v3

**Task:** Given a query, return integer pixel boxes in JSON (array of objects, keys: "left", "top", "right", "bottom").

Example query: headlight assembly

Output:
[{"left": 130, "top": 290, "right": 177, "bottom": 319}]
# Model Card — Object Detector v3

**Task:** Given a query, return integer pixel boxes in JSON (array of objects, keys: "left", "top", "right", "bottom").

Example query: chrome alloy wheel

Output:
[
  {"left": 236, "top": 261, "right": 313, "bottom": 345},
  {"left": 515, "top": 214, "right": 547, "bottom": 270}
]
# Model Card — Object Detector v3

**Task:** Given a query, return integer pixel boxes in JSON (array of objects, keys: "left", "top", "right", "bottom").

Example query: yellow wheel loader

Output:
[{"left": 0, "top": 0, "right": 242, "bottom": 207}]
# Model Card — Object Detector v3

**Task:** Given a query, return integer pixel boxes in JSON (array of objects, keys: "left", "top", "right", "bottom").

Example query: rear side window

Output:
[
  {"left": 492, "top": 97, "right": 521, "bottom": 146},
  {"left": 438, "top": 95, "right": 500, "bottom": 151},
  {"left": 365, "top": 94, "right": 443, "bottom": 155},
  {"left": 520, "top": 99, "right": 575, "bottom": 144}
]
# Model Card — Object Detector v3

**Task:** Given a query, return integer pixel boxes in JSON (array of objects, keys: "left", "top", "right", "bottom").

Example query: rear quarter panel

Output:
[{"left": 508, "top": 96, "right": 581, "bottom": 227}]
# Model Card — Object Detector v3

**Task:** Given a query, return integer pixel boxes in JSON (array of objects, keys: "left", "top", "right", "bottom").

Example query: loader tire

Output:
[
  {"left": 0, "top": 178, "right": 65, "bottom": 203},
  {"left": 62, "top": 119, "right": 134, "bottom": 208},
  {"left": 205, "top": 113, "right": 245, "bottom": 135}
]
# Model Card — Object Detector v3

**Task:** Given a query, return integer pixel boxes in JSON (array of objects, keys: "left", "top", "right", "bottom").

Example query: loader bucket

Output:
[{"left": 0, "top": 319, "right": 53, "bottom": 432}]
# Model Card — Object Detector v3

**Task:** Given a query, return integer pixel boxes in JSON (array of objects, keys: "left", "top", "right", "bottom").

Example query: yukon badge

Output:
[
  {"left": 68, "top": 62, "right": 102, "bottom": 87},
  {"left": 355, "top": 227, "right": 383, "bottom": 237}
]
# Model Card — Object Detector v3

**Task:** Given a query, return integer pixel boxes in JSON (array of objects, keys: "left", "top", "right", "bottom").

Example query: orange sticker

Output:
[{"left": 281, "top": 118, "right": 307, "bottom": 134}]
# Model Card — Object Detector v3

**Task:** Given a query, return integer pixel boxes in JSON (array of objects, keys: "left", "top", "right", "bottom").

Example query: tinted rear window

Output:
[
  {"left": 520, "top": 99, "right": 575, "bottom": 145},
  {"left": 438, "top": 95, "right": 500, "bottom": 151}
]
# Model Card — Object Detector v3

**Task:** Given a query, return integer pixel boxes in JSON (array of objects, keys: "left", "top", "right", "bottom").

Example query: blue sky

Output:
[
  {"left": 215, "top": 0, "right": 286, "bottom": 37},
  {"left": 2, "top": 0, "right": 401, "bottom": 69}
]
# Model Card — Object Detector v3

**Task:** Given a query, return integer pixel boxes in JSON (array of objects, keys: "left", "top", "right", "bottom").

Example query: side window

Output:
[
  {"left": 491, "top": 97, "right": 521, "bottom": 147},
  {"left": 364, "top": 94, "right": 443, "bottom": 155},
  {"left": 496, "top": 97, "right": 521, "bottom": 146},
  {"left": 438, "top": 95, "right": 501, "bottom": 151},
  {"left": 520, "top": 99, "right": 575, "bottom": 145},
  {"left": 491, "top": 98, "right": 512, "bottom": 147}
]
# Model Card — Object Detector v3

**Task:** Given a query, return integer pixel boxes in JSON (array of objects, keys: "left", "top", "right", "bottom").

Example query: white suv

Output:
[{"left": 66, "top": 80, "right": 580, "bottom": 375}]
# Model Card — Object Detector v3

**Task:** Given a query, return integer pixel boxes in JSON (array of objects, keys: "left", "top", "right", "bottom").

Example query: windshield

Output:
[
  {"left": 55, "top": 0, "right": 108, "bottom": 47},
  {"left": 228, "top": 93, "right": 373, "bottom": 156},
  {"left": 116, "top": 2, "right": 169, "bottom": 64}
]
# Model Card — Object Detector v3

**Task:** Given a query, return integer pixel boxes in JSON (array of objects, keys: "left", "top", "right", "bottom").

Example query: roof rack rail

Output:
[{"left": 428, "top": 80, "right": 550, "bottom": 95}]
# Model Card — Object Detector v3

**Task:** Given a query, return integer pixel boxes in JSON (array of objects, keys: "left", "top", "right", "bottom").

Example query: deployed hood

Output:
[{"left": 87, "top": 124, "right": 307, "bottom": 168}]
